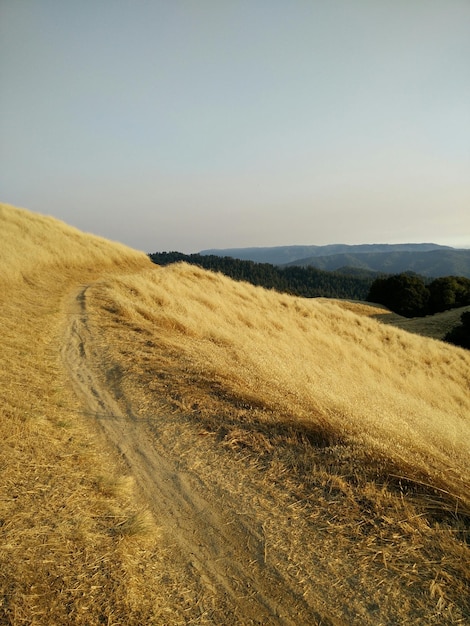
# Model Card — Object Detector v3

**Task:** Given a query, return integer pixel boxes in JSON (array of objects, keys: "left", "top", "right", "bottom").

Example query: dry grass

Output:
[
  {"left": 0, "top": 203, "right": 149, "bottom": 283},
  {"left": 89, "top": 263, "right": 470, "bottom": 508},
  {"left": 85, "top": 262, "right": 470, "bottom": 623},
  {"left": 372, "top": 304, "right": 470, "bottom": 340},
  {"left": 0, "top": 203, "right": 178, "bottom": 625},
  {"left": 319, "top": 298, "right": 470, "bottom": 342},
  {"left": 2, "top": 202, "right": 470, "bottom": 624}
]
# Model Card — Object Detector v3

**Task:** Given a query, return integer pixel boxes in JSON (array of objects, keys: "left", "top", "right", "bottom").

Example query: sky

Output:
[{"left": 1, "top": 0, "right": 469, "bottom": 253}]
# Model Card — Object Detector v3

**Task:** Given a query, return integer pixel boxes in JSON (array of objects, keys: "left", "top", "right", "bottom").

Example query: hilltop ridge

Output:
[{"left": 200, "top": 243, "right": 470, "bottom": 277}]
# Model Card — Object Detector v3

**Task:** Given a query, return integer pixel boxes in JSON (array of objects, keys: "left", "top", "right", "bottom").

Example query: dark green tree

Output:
[
  {"left": 428, "top": 276, "right": 470, "bottom": 313},
  {"left": 444, "top": 311, "right": 470, "bottom": 349},
  {"left": 367, "top": 273, "right": 429, "bottom": 317},
  {"left": 148, "top": 252, "right": 375, "bottom": 300}
]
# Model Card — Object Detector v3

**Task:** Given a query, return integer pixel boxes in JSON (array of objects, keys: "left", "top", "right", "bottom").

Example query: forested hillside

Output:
[
  {"left": 198, "top": 244, "right": 470, "bottom": 278},
  {"left": 200, "top": 243, "right": 449, "bottom": 265},
  {"left": 149, "top": 251, "right": 374, "bottom": 300},
  {"left": 287, "top": 248, "right": 470, "bottom": 278}
]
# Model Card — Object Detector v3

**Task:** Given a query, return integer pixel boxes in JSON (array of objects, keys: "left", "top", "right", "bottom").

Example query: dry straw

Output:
[
  {"left": 93, "top": 262, "right": 470, "bottom": 513},
  {"left": 87, "top": 261, "right": 470, "bottom": 622}
]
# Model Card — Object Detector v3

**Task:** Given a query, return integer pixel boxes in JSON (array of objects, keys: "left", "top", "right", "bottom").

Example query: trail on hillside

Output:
[{"left": 62, "top": 285, "right": 324, "bottom": 625}]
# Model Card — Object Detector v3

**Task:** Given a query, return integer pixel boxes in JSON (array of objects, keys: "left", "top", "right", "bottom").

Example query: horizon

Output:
[
  {"left": 1, "top": 1, "right": 469, "bottom": 253},
  {"left": 197, "top": 241, "right": 470, "bottom": 252},
  {"left": 4, "top": 202, "right": 470, "bottom": 254}
]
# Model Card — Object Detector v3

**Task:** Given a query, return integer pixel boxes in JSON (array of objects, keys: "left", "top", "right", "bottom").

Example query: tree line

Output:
[
  {"left": 444, "top": 312, "right": 470, "bottom": 349},
  {"left": 366, "top": 273, "right": 470, "bottom": 317},
  {"left": 149, "top": 253, "right": 470, "bottom": 349},
  {"left": 148, "top": 251, "right": 375, "bottom": 300},
  {"left": 366, "top": 273, "right": 470, "bottom": 349}
]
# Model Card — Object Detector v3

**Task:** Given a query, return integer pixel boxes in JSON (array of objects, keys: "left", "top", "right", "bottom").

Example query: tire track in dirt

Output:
[{"left": 62, "top": 285, "right": 322, "bottom": 625}]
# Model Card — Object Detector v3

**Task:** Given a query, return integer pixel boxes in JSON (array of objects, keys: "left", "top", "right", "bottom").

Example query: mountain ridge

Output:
[
  {"left": 200, "top": 242, "right": 453, "bottom": 262},
  {"left": 285, "top": 248, "right": 470, "bottom": 278},
  {"left": 200, "top": 243, "right": 470, "bottom": 278}
]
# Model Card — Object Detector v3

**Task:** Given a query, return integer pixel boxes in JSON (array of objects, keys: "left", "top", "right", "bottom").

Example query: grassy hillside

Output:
[
  {"left": 0, "top": 204, "right": 164, "bottom": 624},
  {"left": 1, "top": 203, "right": 470, "bottom": 624},
  {"left": 373, "top": 304, "right": 470, "bottom": 341},
  {"left": 87, "top": 265, "right": 470, "bottom": 623},
  {"left": 88, "top": 264, "right": 470, "bottom": 511}
]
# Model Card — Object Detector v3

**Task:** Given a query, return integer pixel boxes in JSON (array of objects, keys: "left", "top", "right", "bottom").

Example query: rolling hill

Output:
[
  {"left": 285, "top": 248, "right": 470, "bottom": 278},
  {"left": 1, "top": 202, "right": 470, "bottom": 625},
  {"left": 200, "top": 244, "right": 470, "bottom": 278},
  {"left": 200, "top": 243, "right": 449, "bottom": 265}
]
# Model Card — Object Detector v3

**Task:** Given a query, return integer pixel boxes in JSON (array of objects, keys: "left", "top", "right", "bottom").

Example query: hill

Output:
[
  {"left": 1, "top": 203, "right": 470, "bottom": 625},
  {"left": 286, "top": 248, "right": 470, "bottom": 278},
  {"left": 200, "top": 243, "right": 470, "bottom": 278},
  {"left": 201, "top": 242, "right": 451, "bottom": 264},
  {"left": 149, "top": 251, "right": 375, "bottom": 300}
]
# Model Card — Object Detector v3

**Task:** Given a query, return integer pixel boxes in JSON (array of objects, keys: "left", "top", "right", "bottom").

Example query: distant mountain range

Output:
[{"left": 199, "top": 244, "right": 470, "bottom": 278}]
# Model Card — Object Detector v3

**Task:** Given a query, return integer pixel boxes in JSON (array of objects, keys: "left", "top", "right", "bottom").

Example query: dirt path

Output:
[{"left": 62, "top": 285, "right": 325, "bottom": 625}]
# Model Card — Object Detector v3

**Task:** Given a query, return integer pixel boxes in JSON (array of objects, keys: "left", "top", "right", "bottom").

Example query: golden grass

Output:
[
  {"left": 0, "top": 204, "right": 175, "bottom": 624},
  {"left": 89, "top": 263, "right": 470, "bottom": 509},
  {"left": 0, "top": 203, "right": 149, "bottom": 282},
  {"left": 373, "top": 304, "right": 470, "bottom": 340},
  {"left": 85, "top": 262, "right": 470, "bottom": 622},
  {"left": 315, "top": 297, "right": 392, "bottom": 317},
  {"left": 2, "top": 202, "right": 470, "bottom": 623},
  {"left": 319, "top": 297, "right": 470, "bottom": 342}
]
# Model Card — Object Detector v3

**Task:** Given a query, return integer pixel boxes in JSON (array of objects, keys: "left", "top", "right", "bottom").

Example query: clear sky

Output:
[{"left": 1, "top": 1, "right": 469, "bottom": 253}]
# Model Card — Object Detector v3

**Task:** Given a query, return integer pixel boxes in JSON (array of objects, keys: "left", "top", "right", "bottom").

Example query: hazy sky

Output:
[{"left": 1, "top": 1, "right": 469, "bottom": 253}]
